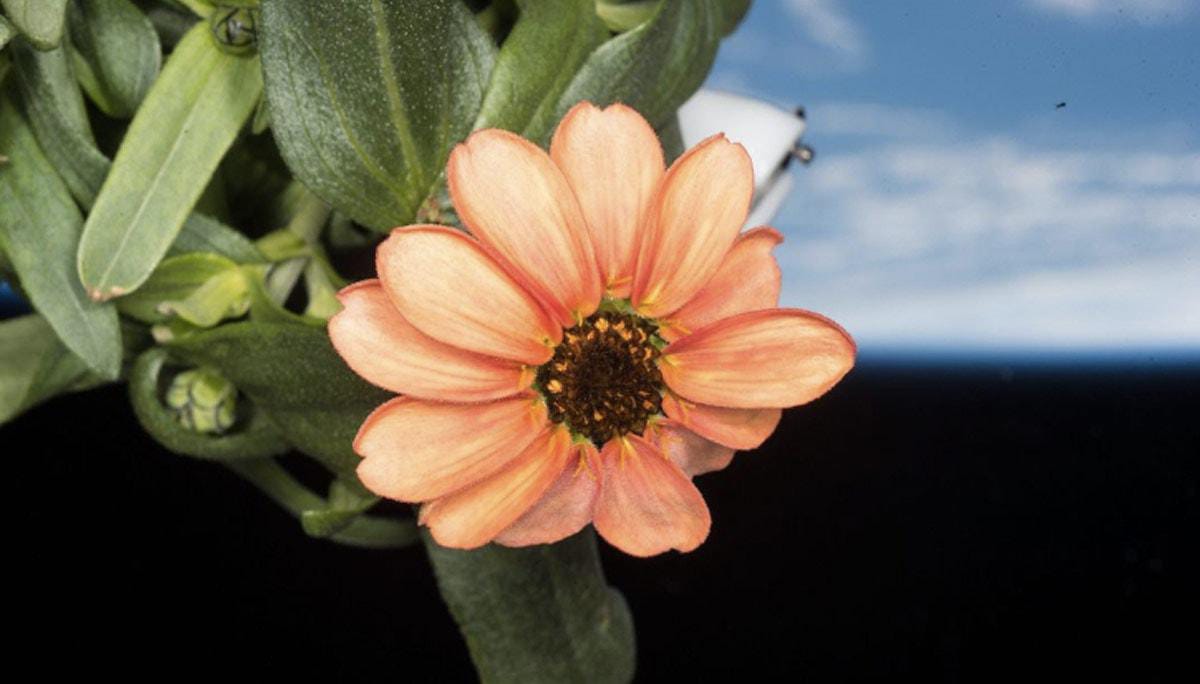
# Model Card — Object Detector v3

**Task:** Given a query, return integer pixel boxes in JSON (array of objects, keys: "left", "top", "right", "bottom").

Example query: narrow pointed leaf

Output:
[
  {"left": 76, "top": 22, "right": 262, "bottom": 301},
  {"left": 258, "top": 0, "right": 496, "bottom": 231},
  {"left": 66, "top": 0, "right": 162, "bottom": 118},
  {"left": 0, "top": 314, "right": 104, "bottom": 425},
  {"left": 0, "top": 92, "right": 122, "bottom": 379},
  {"left": 1, "top": 0, "right": 68, "bottom": 50},
  {"left": 9, "top": 39, "right": 109, "bottom": 207},
  {"left": 473, "top": 0, "right": 607, "bottom": 144}
]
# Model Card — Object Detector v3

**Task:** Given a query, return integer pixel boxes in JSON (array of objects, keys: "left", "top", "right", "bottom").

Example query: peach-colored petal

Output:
[
  {"left": 661, "top": 393, "right": 781, "bottom": 450},
  {"left": 448, "top": 129, "right": 602, "bottom": 326},
  {"left": 329, "top": 280, "right": 531, "bottom": 402},
  {"left": 376, "top": 225, "right": 559, "bottom": 365},
  {"left": 593, "top": 434, "right": 711, "bottom": 557},
  {"left": 550, "top": 102, "right": 664, "bottom": 298},
  {"left": 424, "top": 425, "right": 574, "bottom": 549},
  {"left": 659, "top": 227, "right": 783, "bottom": 341},
  {"left": 650, "top": 420, "right": 736, "bottom": 477},
  {"left": 355, "top": 394, "right": 548, "bottom": 502},
  {"left": 661, "top": 309, "right": 856, "bottom": 409},
  {"left": 631, "top": 134, "right": 754, "bottom": 318},
  {"left": 494, "top": 442, "right": 601, "bottom": 547}
]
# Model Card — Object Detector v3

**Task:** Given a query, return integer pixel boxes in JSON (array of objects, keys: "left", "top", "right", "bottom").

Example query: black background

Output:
[{"left": 8, "top": 357, "right": 1198, "bottom": 681}]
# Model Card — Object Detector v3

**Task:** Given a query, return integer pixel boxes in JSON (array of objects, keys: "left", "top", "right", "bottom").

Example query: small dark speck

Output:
[{"left": 1055, "top": 102, "right": 1067, "bottom": 109}]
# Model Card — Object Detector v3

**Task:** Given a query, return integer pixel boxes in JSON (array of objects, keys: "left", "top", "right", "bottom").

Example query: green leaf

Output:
[
  {"left": 8, "top": 39, "right": 110, "bottom": 208},
  {"left": 166, "top": 320, "right": 391, "bottom": 474},
  {"left": 594, "top": 0, "right": 657, "bottom": 32},
  {"left": 66, "top": 0, "right": 162, "bottom": 118},
  {"left": 0, "top": 16, "right": 14, "bottom": 51},
  {"left": 659, "top": 112, "right": 684, "bottom": 162},
  {"left": 555, "top": 0, "right": 722, "bottom": 130},
  {"left": 717, "top": 0, "right": 751, "bottom": 35},
  {"left": 1, "top": 0, "right": 68, "bottom": 50},
  {"left": 141, "top": 1, "right": 197, "bottom": 48},
  {"left": 115, "top": 252, "right": 247, "bottom": 326},
  {"left": 0, "top": 314, "right": 104, "bottom": 425},
  {"left": 168, "top": 212, "right": 265, "bottom": 263},
  {"left": 300, "top": 478, "right": 379, "bottom": 538},
  {"left": 128, "top": 347, "right": 290, "bottom": 460},
  {"left": 425, "top": 529, "right": 636, "bottom": 683},
  {"left": 76, "top": 22, "right": 262, "bottom": 301},
  {"left": 258, "top": 0, "right": 496, "bottom": 232},
  {"left": 474, "top": 0, "right": 607, "bottom": 143},
  {"left": 224, "top": 458, "right": 418, "bottom": 549},
  {"left": 0, "top": 91, "right": 122, "bottom": 379}
]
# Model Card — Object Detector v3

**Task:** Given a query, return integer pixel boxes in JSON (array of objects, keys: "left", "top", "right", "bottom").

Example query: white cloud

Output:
[
  {"left": 782, "top": 0, "right": 869, "bottom": 68},
  {"left": 1024, "top": 0, "right": 1195, "bottom": 24},
  {"left": 770, "top": 108, "right": 1200, "bottom": 350},
  {"left": 805, "top": 102, "right": 962, "bottom": 140}
]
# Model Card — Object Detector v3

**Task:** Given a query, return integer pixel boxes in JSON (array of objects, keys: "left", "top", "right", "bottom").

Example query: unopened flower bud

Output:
[{"left": 166, "top": 368, "right": 237, "bottom": 435}]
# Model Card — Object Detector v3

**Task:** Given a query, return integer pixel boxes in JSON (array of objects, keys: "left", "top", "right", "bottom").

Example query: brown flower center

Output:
[{"left": 537, "top": 310, "right": 664, "bottom": 446}]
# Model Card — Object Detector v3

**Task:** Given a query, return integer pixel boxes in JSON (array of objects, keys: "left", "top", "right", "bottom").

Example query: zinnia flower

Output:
[{"left": 329, "top": 101, "right": 855, "bottom": 557}]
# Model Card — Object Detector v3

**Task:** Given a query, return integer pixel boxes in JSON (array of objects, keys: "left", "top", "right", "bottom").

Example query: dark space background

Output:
[{"left": 7, "top": 355, "right": 1198, "bottom": 681}]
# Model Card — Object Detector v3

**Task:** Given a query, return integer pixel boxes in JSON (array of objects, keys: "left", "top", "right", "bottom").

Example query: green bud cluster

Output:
[{"left": 165, "top": 368, "right": 237, "bottom": 435}]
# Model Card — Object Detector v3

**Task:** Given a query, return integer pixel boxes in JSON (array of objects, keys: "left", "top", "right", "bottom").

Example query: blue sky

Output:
[{"left": 705, "top": 0, "right": 1200, "bottom": 352}]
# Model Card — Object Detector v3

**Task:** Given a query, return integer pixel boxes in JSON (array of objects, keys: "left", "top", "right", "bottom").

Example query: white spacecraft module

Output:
[{"left": 677, "top": 89, "right": 809, "bottom": 228}]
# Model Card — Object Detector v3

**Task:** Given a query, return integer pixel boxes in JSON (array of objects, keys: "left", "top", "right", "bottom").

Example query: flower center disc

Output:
[{"left": 537, "top": 310, "right": 664, "bottom": 446}]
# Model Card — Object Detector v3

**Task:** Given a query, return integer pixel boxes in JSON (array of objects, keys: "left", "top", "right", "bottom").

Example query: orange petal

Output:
[
  {"left": 424, "top": 426, "right": 574, "bottom": 549},
  {"left": 376, "top": 225, "right": 559, "bottom": 365},
  {"left": 494, "top": 442, "right": 601, "bottom": 547},
  {"left": 550, "top": 102, "right": 664, "bottom": 297},
  {"left": 659, "top": 227, "right": 783, "bottom": 341},
  {"left": 329, "top": 280, "right": 531, "bottom": 402},
  {"left": 448, "top": 129, "right": 602, "bottom": 326},
  {"left": 661, "top": 309, "right": 856, "bottom": 409},
  {"left": 650, "top": 420, "right": 736, "bottom": 477},
  {"left": 661, "top": 393, "right": 781, "bottom": 450},
  {"left": 631, "top": 134, "right": 754, "bottom": 318},
  {"left": 355, "top": 394, "right": 549, "bottom": 502},
  {"left": 593, "top": 434, "right": 711, "bottom": 557}
]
